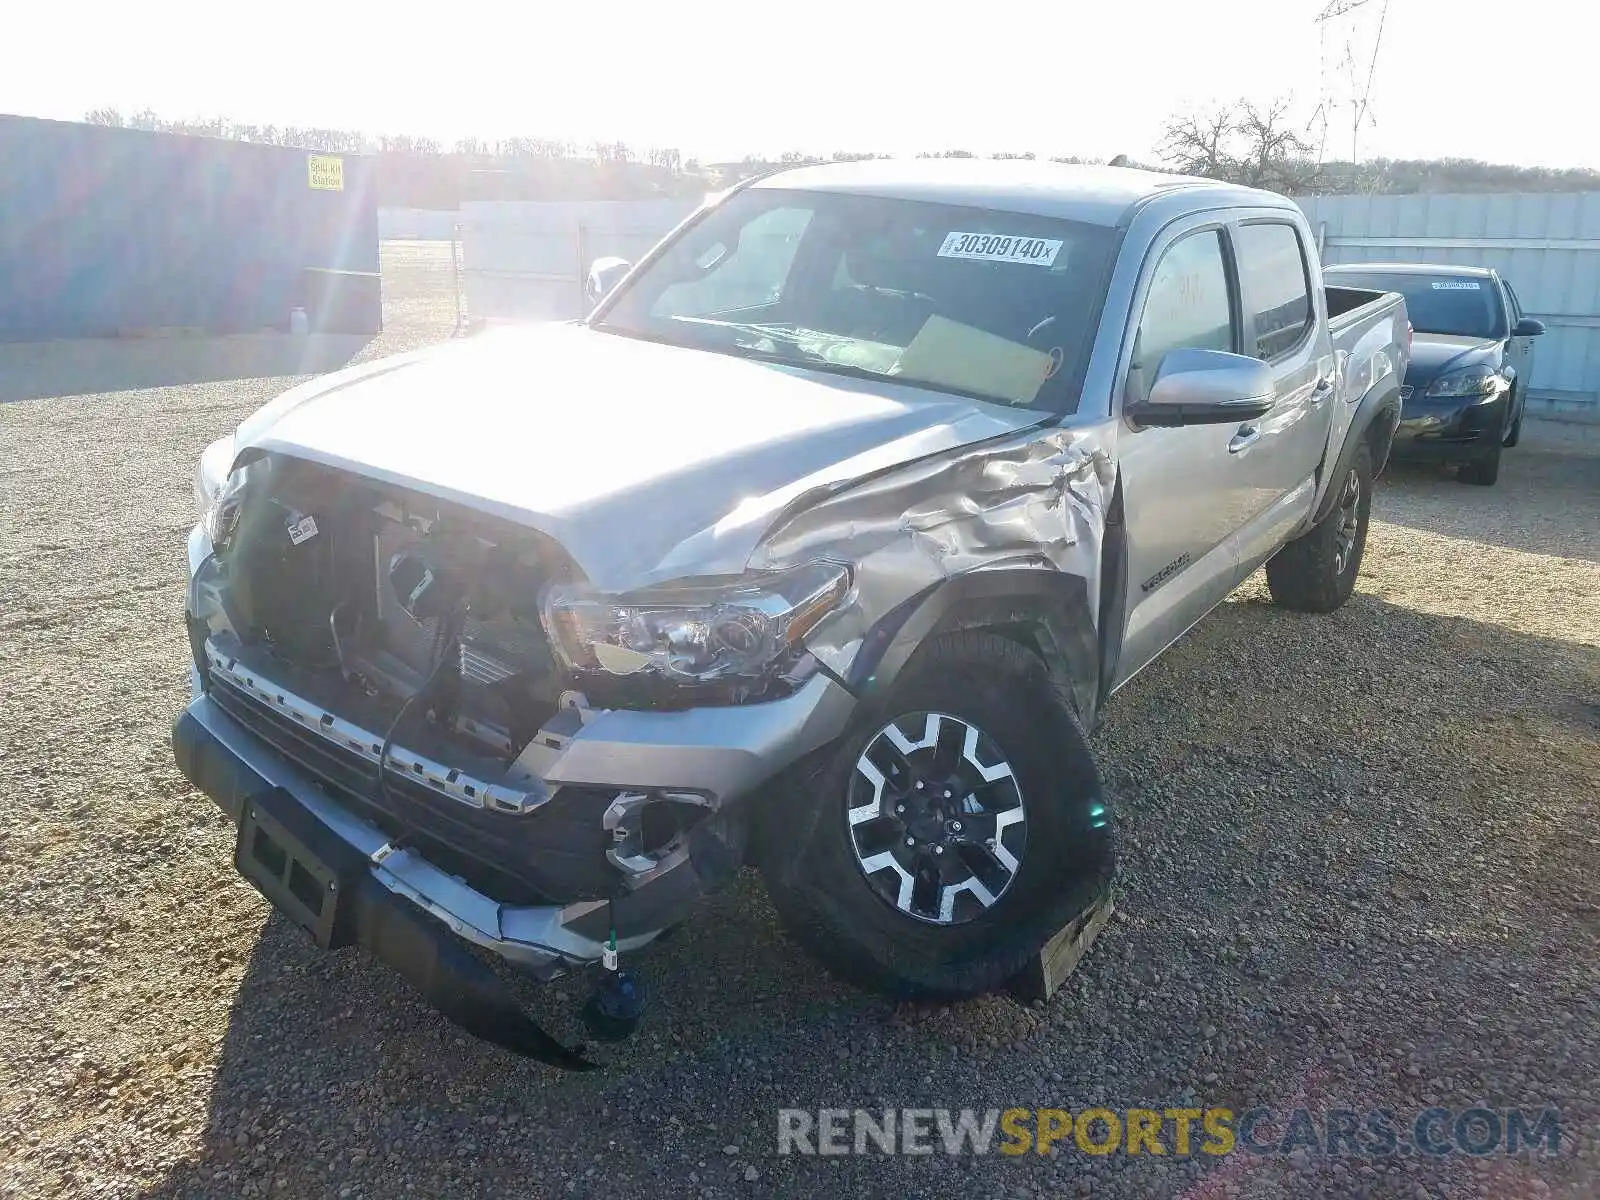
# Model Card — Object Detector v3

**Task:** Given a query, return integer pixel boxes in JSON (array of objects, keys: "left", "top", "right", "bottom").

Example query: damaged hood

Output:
[{"left": 236, "top": 323, "right": 1044, "bottom": 591}]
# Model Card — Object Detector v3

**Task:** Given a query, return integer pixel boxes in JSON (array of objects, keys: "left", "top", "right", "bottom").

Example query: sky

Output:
[{"left": 4, "top": 0, "right": 1596, "bottom": 168}]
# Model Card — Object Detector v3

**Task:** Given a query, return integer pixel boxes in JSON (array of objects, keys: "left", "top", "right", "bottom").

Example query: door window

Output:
[
  {"left": 1235, "top": 222, "right": 1312, "bottom": 359},
  {"left": 1129, "top": 229, "right": 1236, "bottom": 400}
]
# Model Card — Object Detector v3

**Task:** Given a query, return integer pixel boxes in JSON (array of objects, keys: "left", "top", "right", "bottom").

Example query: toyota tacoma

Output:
[{"left": 175, "top": 161, "right": 1409, "bottom": 1066}]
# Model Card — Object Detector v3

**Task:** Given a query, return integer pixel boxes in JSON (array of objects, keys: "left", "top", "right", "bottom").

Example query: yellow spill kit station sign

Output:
[{"left": 307, "top": 154, "right": 344, "bottom": 191}]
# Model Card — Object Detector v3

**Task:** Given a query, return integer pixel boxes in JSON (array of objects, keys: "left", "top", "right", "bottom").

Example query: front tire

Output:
[
  {"left": 758, "top": 631, "right": 1113, "bottom": 1001},
  {"left": 1266, "top": 441, "right": 1373, "bottom": 613}
]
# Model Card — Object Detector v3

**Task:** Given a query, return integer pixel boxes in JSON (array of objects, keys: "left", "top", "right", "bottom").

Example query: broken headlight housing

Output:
[
  {"left": 194, "top": 434, "right": 235, "bottom": 516},
  {"left": 541, "top": 561, "right": 851, "bottom": 686},
  {"left": 196, "top": 439, "right": 267, "bottom": 552}
]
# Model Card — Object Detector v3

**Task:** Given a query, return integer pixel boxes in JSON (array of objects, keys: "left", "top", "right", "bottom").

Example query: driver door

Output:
[{"left": 1111, "top": 217, "right": 1256, "bottom": 691}]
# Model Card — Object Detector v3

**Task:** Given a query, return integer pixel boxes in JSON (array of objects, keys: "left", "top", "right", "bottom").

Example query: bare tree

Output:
[
  {"left": 646, "top": 146, "right": 683, "bottom": 173},
  {"left": 1234, "top": 98, "right": 1320, "bottom": 190},
  {"left": 1158, "top": 103, "right": 1236, "bottom": 178},
  {"left": 1158, "top": 98, "right": 1321, "bottom": 191}
]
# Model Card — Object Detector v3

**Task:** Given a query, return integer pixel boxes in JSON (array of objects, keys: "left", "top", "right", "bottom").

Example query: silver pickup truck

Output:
[{"left": 175, "top": 161, "right": 1408, "bottom": 1066}]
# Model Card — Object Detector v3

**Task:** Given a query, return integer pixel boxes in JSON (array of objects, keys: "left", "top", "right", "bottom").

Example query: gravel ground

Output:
[{"left": 2, "top": 243, "right": 1596, "bottom": 1199}]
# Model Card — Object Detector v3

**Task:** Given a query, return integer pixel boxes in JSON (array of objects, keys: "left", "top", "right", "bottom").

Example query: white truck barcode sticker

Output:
[
  {"left": 1431, "top": 280, "right": 1481, "bottom": 290},
  {"left": 286, "top": 514, "right": 319, "bottom": 545},
  {"left": 937, "top": 232, "right": 1063, "bottom": 267}
]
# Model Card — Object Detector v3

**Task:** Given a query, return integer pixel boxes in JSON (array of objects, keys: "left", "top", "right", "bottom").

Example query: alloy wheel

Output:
[
  {"left": 846, "top": 711, "right": 1027, "bottom": 926},
  {"left": 1332, "top": 467, "right": 1363, "bottom": 577}
]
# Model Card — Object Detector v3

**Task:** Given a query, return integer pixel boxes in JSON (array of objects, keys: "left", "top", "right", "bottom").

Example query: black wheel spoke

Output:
[
  {"left": 910, "top": 860, "right": 942, "bottom": 919},
  {"left": 931, "top": 714, "right": 964, "bottom": 779}
]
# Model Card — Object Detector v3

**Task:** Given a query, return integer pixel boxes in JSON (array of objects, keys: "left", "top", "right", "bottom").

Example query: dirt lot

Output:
[{"left": 2, "top": 243, "right": 1597, "bottom": 1199}]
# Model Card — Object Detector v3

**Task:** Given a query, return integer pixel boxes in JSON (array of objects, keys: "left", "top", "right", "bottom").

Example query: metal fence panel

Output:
[
  {"left": 379, "top": 208, "right": 458, "bottom": 240},
  {"left": 1297, "top": 191, "right": 1600, "bottom": 415},
  {"left": 0, "top": 115, "right": 380, "bottom": 340},
  {"left": 459, "top": 199, "right": 695, "bottom": 323}
]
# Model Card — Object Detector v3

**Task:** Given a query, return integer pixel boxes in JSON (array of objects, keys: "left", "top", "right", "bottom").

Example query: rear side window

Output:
[
  {"left": 1235, "top": 222, "right": 1311, "bottom": 359},
  {"left": 1133, "top": 229, "right": 1236, "bottom": 384}
]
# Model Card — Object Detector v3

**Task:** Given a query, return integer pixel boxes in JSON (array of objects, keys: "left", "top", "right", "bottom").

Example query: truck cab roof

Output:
[{"left": 750, "top": 158, "right": 1298, "bottom": 227}]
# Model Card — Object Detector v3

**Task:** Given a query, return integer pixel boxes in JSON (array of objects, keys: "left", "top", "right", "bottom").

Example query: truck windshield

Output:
[
  {"left": 592, "top": 188, "right": 1119, "bottom": 413},
  {"left": 1328, "top": 270, "right": 1506, "bottom": 339}
]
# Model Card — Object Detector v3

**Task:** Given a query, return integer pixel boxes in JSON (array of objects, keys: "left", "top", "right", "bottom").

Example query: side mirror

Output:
[
  {"left": 1126, "top": 347, "right": 1277, "bottom": 427},
  {"left": 1513, "top": 317, "right": 1545, "bottom": 337},
  {"left": 585, "top": 257, "right": 632, "bottom": 307}
]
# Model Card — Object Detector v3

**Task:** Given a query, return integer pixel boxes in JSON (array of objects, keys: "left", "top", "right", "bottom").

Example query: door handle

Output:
[
  {"left": 1310, "top": 375, "right": 1334, "bottom": 404},
  {"left": 1228, "top": 425, "right": 1261, "bottom": 454}
]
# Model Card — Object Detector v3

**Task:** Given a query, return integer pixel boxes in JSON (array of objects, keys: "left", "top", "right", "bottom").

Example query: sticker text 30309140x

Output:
[{"left": 937, "top": 232, "right": 1063, "bottom": 267}]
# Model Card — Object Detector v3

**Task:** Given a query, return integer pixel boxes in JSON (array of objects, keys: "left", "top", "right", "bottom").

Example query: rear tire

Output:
[
  {"left": 1266, "top": 441, "right": 1373, "bottom": 614},
  {"left": 1459, "top": 441, "right": 1501, "bottom": 486},
  {"left": 757, "top": 631, "right": 1113, "bottom": 1001}
]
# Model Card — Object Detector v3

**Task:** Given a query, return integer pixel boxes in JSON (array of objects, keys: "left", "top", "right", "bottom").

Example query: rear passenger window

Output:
[
  {"left": 1132, "top": 229, "right": 1235, "bottom": 387},
  {"left": 1235, "top": 222, "right": 1311, "bottom": 359}
]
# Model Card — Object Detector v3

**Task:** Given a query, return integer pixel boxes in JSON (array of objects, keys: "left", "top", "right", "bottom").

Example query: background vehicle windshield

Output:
[
  {"left": 594, "top": 188, "right": 1119, "bottom": 413},
  {"left": 1329, "top": 269, "right": 1506, "bottom": 339}
]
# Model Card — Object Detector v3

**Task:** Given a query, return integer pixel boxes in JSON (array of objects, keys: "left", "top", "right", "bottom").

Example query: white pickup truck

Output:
[{"left": 175, "top": 161, "right": 1409, "bottom": 1066}]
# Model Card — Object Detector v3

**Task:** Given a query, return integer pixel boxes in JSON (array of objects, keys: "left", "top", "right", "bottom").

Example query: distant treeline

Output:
[{"left": 81, "top": 109, "right": 1600, "bottom": 205}]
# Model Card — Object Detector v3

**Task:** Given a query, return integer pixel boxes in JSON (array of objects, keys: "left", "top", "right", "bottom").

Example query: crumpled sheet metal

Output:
[{"left": 751, "top": 425, "right": 1115, "bottom": 682}]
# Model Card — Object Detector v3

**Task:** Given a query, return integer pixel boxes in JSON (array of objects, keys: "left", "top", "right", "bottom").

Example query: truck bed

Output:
[
  {"left": 1315, "top": 282, "right": 1410, "bottom": 505},
  {"left": 1326, "top": 284, "right": 1403, "bottom": 339}
]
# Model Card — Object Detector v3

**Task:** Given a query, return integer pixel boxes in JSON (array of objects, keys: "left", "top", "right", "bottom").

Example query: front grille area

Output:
[
  {"left": 202, "top": 456, "right": 612, "bottom": 906},
  {"left": 210, "top": 664, "right": 621, "bottom": 907},
  {"left": 204, "top": 642, "right": 541, "bottom": 813}
]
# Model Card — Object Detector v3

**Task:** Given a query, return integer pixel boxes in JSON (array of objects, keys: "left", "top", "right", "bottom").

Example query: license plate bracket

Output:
[{"left": 235, "top": 791, "right": 354, "bottom": 950}]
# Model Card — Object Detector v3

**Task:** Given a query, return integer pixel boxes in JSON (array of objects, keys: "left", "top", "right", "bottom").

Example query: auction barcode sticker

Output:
[
  {"left": 1431, "top": 280, "right": 1481, "bottom": 290},
  {"left": 285, "top": 514, "right": 319, "bottom": 545},
  {"left": 937, "top": 232, "right": 1063, "bottom": 267}
]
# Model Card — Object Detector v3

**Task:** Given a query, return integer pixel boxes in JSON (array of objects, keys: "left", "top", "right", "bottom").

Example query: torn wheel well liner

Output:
[{"left": 841, "top": 569, "right": 1100, "bottom": 727}]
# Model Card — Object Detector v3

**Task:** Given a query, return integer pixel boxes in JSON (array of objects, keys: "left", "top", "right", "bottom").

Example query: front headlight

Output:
[
  {"left": 1425, "top": 367, "right": 1504, "bottom": 400},
  {"left": 541, "top": 561, "right": 851, "bottom": 685}
]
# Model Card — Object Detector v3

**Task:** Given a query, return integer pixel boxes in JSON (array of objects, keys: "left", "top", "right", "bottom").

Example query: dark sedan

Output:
[{"left": 1323, "top": 263, "right": 1544, "bottom": 485}]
